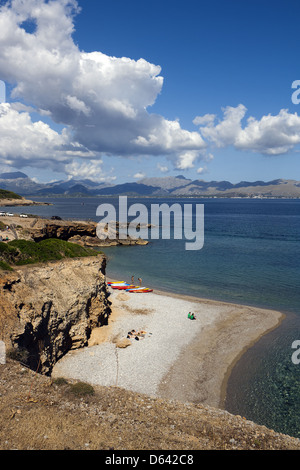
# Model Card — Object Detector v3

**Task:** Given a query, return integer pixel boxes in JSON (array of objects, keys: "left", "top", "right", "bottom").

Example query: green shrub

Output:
[
  {"left": 53, "top": 377, "right": 69, "bottom": 386},
  {"left": 0, "top": 189, "right": 22, "bottom": 200},
  {"left": 0, "top": 260, "right": 14, "bottom": 271},
  {"left": 0, "top": 238, "right": 98, "bottom": 266},
  {"left": 0, "top": 242, "right": 19, "bottom": 255},
  {"left": 68, "top": 381, "right": 95, "bottom": 397}
]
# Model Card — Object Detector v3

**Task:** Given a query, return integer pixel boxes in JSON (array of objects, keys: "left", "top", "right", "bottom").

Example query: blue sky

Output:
[{"left": 0, "top": 0, "right": 300, "bottom": 184}]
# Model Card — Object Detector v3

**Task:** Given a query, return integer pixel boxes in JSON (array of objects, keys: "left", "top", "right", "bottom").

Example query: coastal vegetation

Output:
[
  {"left": 0, "top": 238, "right": 99, "bottom": 269},
  {"left": 0, "top": 260, "right": 14, "bottom": 271},
  {"left": 0, "top": 188, "right": 23, "bottom": 200},
  {"left": 68, "top": 381, "right": 95, "bottom": 397}
]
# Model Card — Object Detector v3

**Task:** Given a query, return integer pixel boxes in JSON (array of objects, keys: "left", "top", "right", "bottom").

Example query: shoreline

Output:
[
  {"left": 152, "top": 287, "right": 285, "bottom": 409},
  {"left": 52, "top": 279, "right": 284, "bottom": 409},
  {"left": 0, "top": 204, "right": 292, "bottom": 413},
  {"left": 0, "top": 198, "right": 51, "bottom": 206}
]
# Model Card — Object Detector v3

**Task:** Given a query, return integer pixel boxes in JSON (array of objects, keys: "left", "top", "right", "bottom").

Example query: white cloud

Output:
[
  {"left": 0, "top": 0, "right": 297, "bottom": 183},
  {"left": 133, "top": 172, "right": 146, "bottom": 179},
  {"left": 197, "top": 166, "right": 208, "bottom": 174},
  {"left": 235, "top": 109, "right": 300, "bottom": 155},
  {"left": 9, "top": 102, "right": 35, "bottom": 113},
  {"left": 132, "top": 118, "right": 205, "bottom": 156},
  {"left": 204, "top": 152, "right": 214, "bottom": 162},
  {"left": 64, "top": 158, "right": 116, "bottom": 182},
  {"left": 197, "top": 105, "right": 247, "bottom": 148},
  {"left": 195, "top": 105, "right": 300, "bottom": 156},
  {"left": 193, "top": 113, "right": 216, "bottom": 127},
  {"left": 0, "top": 102, "right": 92, "bottom": 170},
  {"left": 0, "top": 0, "right": 207, "bottom": 174},
  {"left": 174, "top": 150, "right": 199, "bottom": 170},
  {"left": 157, "top": 163, "right": 169, "bottom": 173}
]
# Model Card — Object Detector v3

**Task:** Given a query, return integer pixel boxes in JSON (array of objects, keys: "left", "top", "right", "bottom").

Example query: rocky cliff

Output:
[{"left": 0, "top": 255, "right": 111, "bottom": 375}]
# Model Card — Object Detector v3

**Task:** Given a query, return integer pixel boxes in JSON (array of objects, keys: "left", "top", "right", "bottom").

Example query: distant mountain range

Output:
[{"left": 1, "top": 171, "right": 300, "bottom": 198}]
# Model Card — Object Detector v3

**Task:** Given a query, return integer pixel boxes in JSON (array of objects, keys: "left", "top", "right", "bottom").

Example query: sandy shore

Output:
[{"left": 52, "top": 281, "right": 284, "bottom": 409}]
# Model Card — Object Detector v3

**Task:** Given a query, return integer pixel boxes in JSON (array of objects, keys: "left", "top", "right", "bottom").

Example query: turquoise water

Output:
[{"left": 3, "top": 196, "right": 300, "bottom": 437}]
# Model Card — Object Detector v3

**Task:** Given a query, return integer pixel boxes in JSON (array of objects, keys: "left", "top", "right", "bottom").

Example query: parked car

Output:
[
  {"left": 6, "top": 213, "right": 14, "bottom": 217},
  {"left": 19, "top": 214, "right": 28, "bottom": 218},
  {"left": 0, "top": 212, "right": 6, "bottom": 216}
]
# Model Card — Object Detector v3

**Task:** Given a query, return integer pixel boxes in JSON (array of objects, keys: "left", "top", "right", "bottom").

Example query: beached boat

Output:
[
  {"left": 108, "top": 280, "right": 153, "bottom": 292},
  {"left": 111, "top": 284, "right": 136, "bottom": 290},
  {"left": 126, "top": 287, "right": 153, "bottom": 293},
  {"left": 107, "top": 281, "right": 125, "bottom": 285}
]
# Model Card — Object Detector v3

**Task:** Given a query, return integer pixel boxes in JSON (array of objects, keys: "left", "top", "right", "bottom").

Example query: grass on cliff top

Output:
[
  {"left": 0, "top": 260, "right": 14, "bottom": 271},
  {"left": 0, "top": 238, "right": 99, "bottom": 269},
  {"left": 0, "top": 188, "right": 23, "bottom": 200}
]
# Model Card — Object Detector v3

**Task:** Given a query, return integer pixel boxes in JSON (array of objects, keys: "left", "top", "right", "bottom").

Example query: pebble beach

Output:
[{"left": 52, "top": 283, "right": 284, "bottom": 409}]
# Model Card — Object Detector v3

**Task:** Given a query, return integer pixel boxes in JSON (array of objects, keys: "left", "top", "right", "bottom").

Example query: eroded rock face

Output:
[
  {"left": 0, "top": 255, "right": 111, "bottom": 375},
  {"left": 30, "top": 222, "right": 97, "bottom": 242},
  {"left": 28, "top": 221, "right": 148, "bottom": 246}
]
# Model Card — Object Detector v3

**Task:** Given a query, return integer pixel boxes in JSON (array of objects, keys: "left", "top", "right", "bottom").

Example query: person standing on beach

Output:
[
  {"left": 131, "top": 275, "right": 134, "bottom": 284},
  {"left": 138, "top": 277, "right": 142, "bottom": 286}
]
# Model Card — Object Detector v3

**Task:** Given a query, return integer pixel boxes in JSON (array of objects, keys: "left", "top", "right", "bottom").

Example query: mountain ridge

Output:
[{"left": 0, "top": 172, "right": 300, "bottom": 198}]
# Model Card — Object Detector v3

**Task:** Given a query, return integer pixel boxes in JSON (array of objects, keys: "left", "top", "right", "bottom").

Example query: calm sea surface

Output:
[{"left": 2, "top": 196, "right": 300, "bottom": 437}]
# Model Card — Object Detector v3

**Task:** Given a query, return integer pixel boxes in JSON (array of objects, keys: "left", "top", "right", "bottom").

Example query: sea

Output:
[{"left": 2, "top": 196, "right": 300, "bottom": 438}]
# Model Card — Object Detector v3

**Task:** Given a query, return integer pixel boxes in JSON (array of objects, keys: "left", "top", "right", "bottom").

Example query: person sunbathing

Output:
[
  {"left": 188, "top": 312, "right": 196, "bottom": 320},
  {"left": 127, "top": 329, "right": 136, "bottom": 338}
]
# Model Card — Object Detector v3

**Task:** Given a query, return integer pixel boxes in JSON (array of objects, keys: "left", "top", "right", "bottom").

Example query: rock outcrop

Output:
[
  {"left": 0, "top": 255, "right": 111, "bottom": 375},
  {"left": 29, "top": 221, "right": 149, "bottom": 246},
  {"left": 30, "top": 222, "right": 97, "bottom": 242},
  {"left": 0, "top": 215, "right": 149, "bottom": 246}
]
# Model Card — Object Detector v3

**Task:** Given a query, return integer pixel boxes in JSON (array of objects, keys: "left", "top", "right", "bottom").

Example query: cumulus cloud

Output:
[
  {"left": 0, "top": 0, "right": 207, "bottom": 177},
  {"left": 193, "top": 114, "right": 216, "bottom": 127},
  {"left": 64, "top": 158, "right": 116, "bottom": 182},
  {"left": 235, "top": 109, "right": 300, "bottom": 155},
  {"left": 1, "top": 0, "right": 298, "bottom": 182},
  {"left": 0, "top": 102, "right": 92, "bottom": 170},
  {"left": 195, "top": 105, "right": 247, "bottom": 148},
  {"left": 195, "top": 105, "right": 300, "bottom": 155},
  {"left": 174, "top": 150, "right": 200, "bottom": 170}
]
